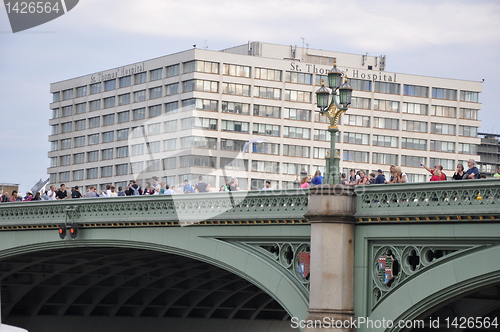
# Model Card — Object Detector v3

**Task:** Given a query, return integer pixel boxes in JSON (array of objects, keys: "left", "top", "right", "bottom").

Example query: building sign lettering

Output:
[
  {"left": 90, "top": 62, "right": 146, "bottom": 83},
  {"left": 290, "top": 62, "right": 397, "bottom": 82}
]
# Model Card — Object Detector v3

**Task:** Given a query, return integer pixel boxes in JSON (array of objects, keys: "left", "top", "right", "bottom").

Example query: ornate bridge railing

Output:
[
  {"left": 355, "top": 179, "right": 500, "bottom": 222},
  {"left": 0, "top": 189, "right": 309, "bottom": 228}
]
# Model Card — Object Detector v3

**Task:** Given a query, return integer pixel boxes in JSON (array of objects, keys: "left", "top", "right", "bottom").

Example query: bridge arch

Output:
[{"left": 0, "top": 225, "right": 310, "bottom": 331}]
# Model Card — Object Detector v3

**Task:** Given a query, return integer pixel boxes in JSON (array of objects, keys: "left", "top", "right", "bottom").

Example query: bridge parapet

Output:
[
  {"left": 355, "top": 179, "right": 500, "bottom": 222},
  {"left": 0, "top": 189, "right": 309, "bottom": 228}
]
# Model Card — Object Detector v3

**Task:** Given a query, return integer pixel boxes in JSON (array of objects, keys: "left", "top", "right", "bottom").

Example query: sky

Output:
[{"left": 1, "top": 0, "right": 499, "bottom": 193}]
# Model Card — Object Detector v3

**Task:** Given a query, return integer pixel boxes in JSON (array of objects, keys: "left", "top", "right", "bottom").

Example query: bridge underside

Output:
[{"left": 1, "top": 247, "right": 294, "bottom": 332}]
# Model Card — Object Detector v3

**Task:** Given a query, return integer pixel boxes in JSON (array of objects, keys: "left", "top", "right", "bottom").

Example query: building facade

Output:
[
  {"left": 48, "top": 41, "right": 482, "bottom": 191},
  {"left": 477, "top": 133, "right": 500, "bottom": 177}
]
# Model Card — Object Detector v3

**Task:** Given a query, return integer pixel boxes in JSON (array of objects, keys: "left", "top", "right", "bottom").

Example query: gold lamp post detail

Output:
[{"left": 315, "top": 60, "right": 353, "bottom": 184}]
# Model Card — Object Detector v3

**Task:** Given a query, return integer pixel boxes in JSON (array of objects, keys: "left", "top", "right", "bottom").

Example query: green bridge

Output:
[{"left": 1, "top": 180, "right": 499, "bottom": 332}]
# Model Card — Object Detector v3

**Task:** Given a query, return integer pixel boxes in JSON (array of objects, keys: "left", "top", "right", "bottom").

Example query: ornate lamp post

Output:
[{"left": 315, "top": 60, "right": 353, "bottom": 184}]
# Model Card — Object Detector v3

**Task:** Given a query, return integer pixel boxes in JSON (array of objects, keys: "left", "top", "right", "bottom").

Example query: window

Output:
[
  {"left": 180, "top": 136, "right": 217, "bottom": 149},
  {"left": 90, "top": 83, "right": 101, "bottom": 94},
  {"left": 51, "top": 124, "right": 59, "bottom": 135},
  {"left": 62, "top": 89, "right": 73, "bottom": 100},
  {"left": 253, "top": 104, "right": 280, "bottom": 118},
  {"left": 220, "top": 158, "right": 248, "bottom": 171},
  {"left": 282, "top": 163, "right": 310, "bottom": 175},
  {"left": 430, "top": 123, "right": 455, "bottom": 135},
  {"left": 460, "top": 108, "right": 479, "bottom": 120},
  {"left": 255, "top": 67, "right": 281, "bottom": 81},
  {"left": 60, "top": 138, "right": 71, "bottom": 150},
  {"left": 220, "top": 138, "right": 246, "bottom": 151},
  {"left": 349, "top": 97, "right": 370, "bottom": 109},
  {"left": 117, "top": 128, "right": 129, "bottom": 141},
  {"left": 283, "top": 145, "right": 310, "bottom": 158},
  {"left": 402, "top": 102, "right": 428, "bottom": 115},
  {"left": 117, "top": 110, "right": 130, "bottom": 123},
  {"left": 403, "top": 84, "right": 428, "bottom": 97},
  {"left": 104, "top": 79, "right": 116, "bottom": 91},
  {"left": 459, "top": 125, "right": 478, "bottom": 137},
  {"left": 251, "top": 160, "right": 279, "bottom": 173},
  {"left": 430, "top": 140, "right": 455, "bottom": 153},
  {"left": 374, "top": 99, "right": 399, "bottom": 112},
  {"left": 221, "top": 120, "right": 249, "bottom": 133},
  {"left": 432, "top": 87, "right": 457, "bottom": 100},
  {"left": 74, "top": 136, "right": 85, "bottom": 148},
  {"left": 61, "top": 106, "right": 72, "bottom": 117},
  {"left": 103, "top": 114, "right": 115, "bottom": 126},
  {"left": 146, "top": 160, "right": 160, "bottom": 172},
  {"left": 101, "top": 166, "right": 113, "bottom": 177},
  {"left": 165, "top": 82, "right": 179, "bottom": 96},
  {"left": 132, "top": 108, "right": 146, "bottom": 120},
  {"left": 252, "top": 123, "right": 280, "bottom": 136},
  {"left": 103, "top": 96, "right": 115, "bottom": 108},
  {"left": 102, "top": 148, "right": 114, "bottom": 160},
  {"left": 134, "top": 90, "right": 146, "bottom": 102},
  {"left": 61, "top": 122, "right": 72, "bottom": 133},
  {"left": 350, "top": 79, "right": 371, "bottom": 92},
  {"left": 373, "top": 135, "right": 398, "bottom": 148},
  {"left": 344, "top": 150, "right": 370, "bottom": 163},
  {"left": 88, "top": 134, "right": 99, "bottom": 145},
  {"left": 87, "top": 150, "right": 99, "bottom": 162},
  {"left": 76, "top": 86, "right": 87, "bottom": 97},
  {"left": 344, "top": 132, "right": 369, "bottom": 145},
  {"left": 134, "top": 72, "right": 147, "bottom": 84},
  {"left": 285, "top": 89, "right": 312, "bottom": 103},
  {"left": 430, "top": 158, "right": 455, "bottom": 170},
  {"left": 164, "top": 120, "right": 177, "bottom": 132},
  {"left": 254, "top": 86, "right": 281, "bottom": 100},
  {"left": 283, "top": 126, "right": 311, "bottom": 139},
  {"left": 221, "top": 82, "right": 251, "bottom": 96},
  {"left": 149, "top": 86, "right": 162, "bottom": 99},
  {"left": 460, "top": 90, "right": 479, "bottom": 102},
  {"left": 183, "top": 79, "right": 218, "bottom": 93},
  {"left": 401, "top": 155, "right": 422, "bottom": 167},
  {"left": 285, "top": 71, "right": 312, "bottom": 84},
  {"left": 163, "top": 138, "right": 177, "bottom": 151},
  {"left": 401, "top": 137, "right": 427, "bottom": 150},
  {"left": 89, "top": 99, "right": 101, "bottom": 111},
  {"left": 116, "top": 146, "right": 129, "bottom": 158},
  {"left": 51, "top": 108, "right": 59, "bottom": 119},
  {"left": 180, "top": 155, "right": 216, "bottom": 168},
  {"left": 458, "top": 143, "right": 477, "bottom": 154},
  {"left": 314, "top": 129, "right": 332, "bottom": 142},
  {"left": 75, "top": 103, "right": 86, "bottom": 114},
  {"left": 116, "top": 163, "right": 128, "bottom": 176},
  {"left": 74, "top": 119, "right": 85, "bottom": 131},
  {"left": 88, "top": 116, "right": 100, "bottom": 128},
  {"left": 343, "top": 114, "right": 370, "bottom": 127},
  {"left": 183, "top": 60, "right": 219, "bottom": 74},
  {"left": 183, "top": 98, "right": 219, "bottom": 112},
  {"left": 102, "top": 131, "right": 114, "bottom": 143},
  {"left": 166, "top": 64, "right": 180, "bottom": 77},
  {"left": 73, "top": 169, "right": 84, "bottom": 181},
  {"left": 165, "top": 101, "right": 179, "bottom": 114},
  {"left": 252, "top": 142, "right": 279, "bottom": 155},
  {"left": 148, "top": 123, "right": 161, "bottom": 135},
  {"left": 403, "top": 120, "right": 428, "bottom": 133},
  {"left": 181, "top": 117, "right": 217, "bottom": 130},
  {"left": 73, "top": 153, "right": 84, "bottom": 164},
  {"left": 50, "top": 141, "right": 58, "bottom": 151},
  {"left": 372, "top": 153, "right": 398, "bottom": 165},
  {"left": 284, "top": 108, "right": 311, "bottom": 121},
  {"left": 131, "top": 126, "right": 145, "bottom": 138},
  {"left": 59, "top": 155, "right": 71, "bottom": 166},
  {"left": 313, "top": 147, "right": 328, "bottom": 159},
  {"left": 374, "top": 117, "right": 399, "bottom": 130},
  {"left": 52, "top": 91, "right": 60, "bottom": 102},
  {"left": 431, "top": 105, "right": 456, "bottom": 118},
  {"left": 87, "top": 168, "right": 98, "bottom": 179},
  {"left": 374, "top": 82, "right": 400, "bottom": 94},
  {"left": 223, "top": 64, "right": 251, "bottom": 77},
  {"left": 150, "top": 68, "right": 163, "bottom": 81},
  {"left": 119, "top": 75, "right": 131, "bottom": 88},
  {"left": 131, "top": 143, "right": 144, "bottom": 156},
  {"left": 146, "top": 141, "right": 161, "bottom": 154},
  {"left": 162, "top": 158, "right": 176, "bottom": 170},
  {"left": 118, "top": 93, "right": 131, "bottom": 106},
  {"left": 149, "top": 104, "right": 162, "bottom": 118},
  {"left": 59, "top": 171, "right": 70, "bottom": 183}
]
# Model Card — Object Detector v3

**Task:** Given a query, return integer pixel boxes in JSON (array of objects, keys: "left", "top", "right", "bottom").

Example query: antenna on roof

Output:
[{"left": 203, "top": 39, "right": 208, "bottom": 49}]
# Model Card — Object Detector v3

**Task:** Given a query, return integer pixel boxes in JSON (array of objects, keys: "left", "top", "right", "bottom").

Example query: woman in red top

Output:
[{"left": 430, "top": 169, "right": 443, "bottom": 181}]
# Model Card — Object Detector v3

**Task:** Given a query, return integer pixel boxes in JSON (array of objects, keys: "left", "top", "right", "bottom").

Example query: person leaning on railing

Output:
[{"left": 464, "top": 159, "right": 480, "bottom": 179}]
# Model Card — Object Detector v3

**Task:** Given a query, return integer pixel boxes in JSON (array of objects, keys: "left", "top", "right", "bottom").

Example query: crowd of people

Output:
[{"left": 1, "top": 161, "right": 499, "bottom": 202}]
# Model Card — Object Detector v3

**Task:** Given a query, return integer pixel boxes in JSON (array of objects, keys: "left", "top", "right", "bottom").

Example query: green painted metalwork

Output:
[
  {"left": 355, "top": 179, "right": 500, "bottom": 220},
  {"left": 0, "top": 189, "right": 309, "bottom": 226}
]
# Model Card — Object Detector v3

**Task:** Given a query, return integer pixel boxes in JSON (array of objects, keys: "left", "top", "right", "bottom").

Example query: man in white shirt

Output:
[
  {"left": 47, "top": 185, "right": 56, "bottom": 200},
  {"left": 152, "top": 176, "right": 161, "bottom": 195},
  {"left": 262, "top": 181, "right": 272, "bottom": 190}
]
